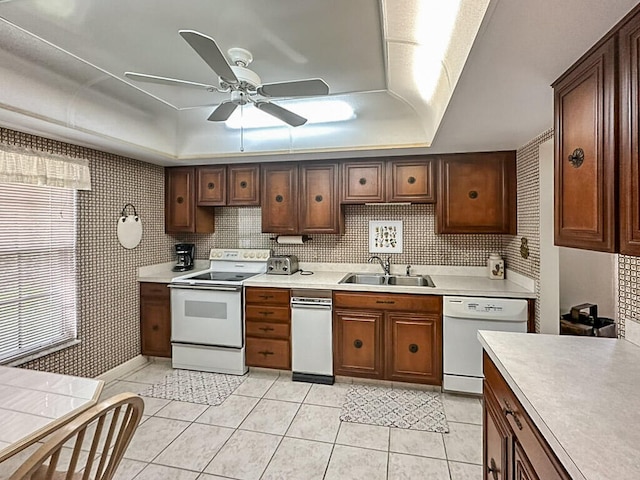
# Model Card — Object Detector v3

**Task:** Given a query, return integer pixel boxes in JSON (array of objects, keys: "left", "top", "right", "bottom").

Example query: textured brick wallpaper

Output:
[{"left": 1, "top": 127, "right": 174, "bottom": 377}]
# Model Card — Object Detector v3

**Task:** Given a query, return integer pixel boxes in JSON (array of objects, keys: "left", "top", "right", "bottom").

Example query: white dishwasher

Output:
[
  {"left": 291, "top": 289, "right": 334, "bottom": 385},
  {"left": 443, "top": 296, "right": 528, "bottom": 394}
]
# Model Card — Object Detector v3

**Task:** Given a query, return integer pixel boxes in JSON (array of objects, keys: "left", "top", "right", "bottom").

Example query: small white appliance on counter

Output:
[
  {"left": 290, "top": 289, "right": 334, "bottom": 384},
  {"left": 169, "top": 248, "right": 271, "bottom": 375},
  {"left": 443, "top": 296, "right": 528, "bottom": 394}
]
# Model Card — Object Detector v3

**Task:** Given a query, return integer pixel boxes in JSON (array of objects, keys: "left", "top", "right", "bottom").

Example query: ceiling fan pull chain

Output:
[{"left": 240, "top": 103, "right": 245, "bottom": 152}]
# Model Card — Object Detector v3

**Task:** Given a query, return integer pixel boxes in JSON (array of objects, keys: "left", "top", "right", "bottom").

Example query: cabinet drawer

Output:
[
  {"left": 245, "top": 287, "right": 290, "bottom": 305},
  {"left": 246, "top": 338, "right": 290, "bottom": 369},
  {"left": 246, "top": 321, "right": 290, "bottom": 339},
  {"left": 484, "top": 354, "right": 570, "bottom": 480},
  {"left": 140, "top": 282, "right": 170, "bottom": 298},
  {"left": 245, "top": 305, "right": 290, "bottom": 323},
  {"left": 333, "top": 292, "right": 441, "bottom": 313}
]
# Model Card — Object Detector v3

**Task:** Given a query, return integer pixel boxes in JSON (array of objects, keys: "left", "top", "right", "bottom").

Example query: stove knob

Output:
[
  {"left": 250, "top": 252, "right": 255, "bottom": 258},
  {"left": 283, "top": 266, "right": 288, "bottom": 272},
  {"left": 243, "top": 253, "right": 249, "bottom": 258},
  {"left": 268, "top": 265, "right": 274, "bottom": 271}
]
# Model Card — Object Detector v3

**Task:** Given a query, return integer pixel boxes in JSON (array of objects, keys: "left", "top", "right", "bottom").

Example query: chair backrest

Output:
[{"left": 9, "top": 392, "right": 144, "bottom": 480}]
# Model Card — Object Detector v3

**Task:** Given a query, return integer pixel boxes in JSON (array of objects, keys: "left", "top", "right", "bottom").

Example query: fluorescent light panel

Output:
[{"left": 225, "top": 99, "right": 355, "bottom": 129}]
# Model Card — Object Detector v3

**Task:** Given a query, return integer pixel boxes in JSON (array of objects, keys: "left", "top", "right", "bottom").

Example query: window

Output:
[{"left": 0, "top": 183, "right": 77, "bottom": 363}]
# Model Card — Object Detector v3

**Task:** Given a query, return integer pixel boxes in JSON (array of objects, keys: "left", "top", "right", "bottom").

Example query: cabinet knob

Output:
[
  {"left": 259, "top": 326, "right": 274, "bottom": 332},
  {"left": 468, "top": 190, "right": 478, "bottom": 199},
  {"left": 568, "top": 147, "right": 584, "bottom": 168},
  {"left": 259, "top": 350, "right": 274, "bottom": 357},
  {"left": 503, "top": 399, "right": 523, "bottom": 430},
  {"left": 407, "top": 176, "right": 416, "bottom": 184},
  {"left": 240, "top": 181, "right": 248, "bottom": 189},
  {"left": 359, "top": 177, "right": 367, "bottom": 185},
  {"left": 176, "top": 196, "right": 184, "bottom": 204},
  {"left": 487, "top": 458, "right": 499, "bottom": 480},
  {"left": 207, "top": 182, "right": 215, "bottom": 190},
  {"left": 275, "top": 195, "right": 284, "bottom": 203},
  {"left": 315, "top": 194, "right": 323, "bottom": 202},
  {"left": 353, "top": 339, "right": 363, "bottom": 349},
  {"left": 408, "top": 343, "right": 419, "bottom": 353}
]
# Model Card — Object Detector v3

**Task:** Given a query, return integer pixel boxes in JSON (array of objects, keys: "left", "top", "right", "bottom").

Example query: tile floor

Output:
[{"left": 0, "top": 362, "right": 484, "bottom": 480}]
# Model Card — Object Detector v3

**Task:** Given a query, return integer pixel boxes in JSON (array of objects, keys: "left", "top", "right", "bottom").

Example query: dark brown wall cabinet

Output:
[
  {"left": 483, "top": 354, "right": 571, "bottom": 480},
  {"left": 436, "top": 152, "right": 517, "bottom": 234},
  {"left": 245, "top": 287, "right": 291, "bottom": 370},
  {"left": 165, "top": 167, "right": 215, "bottom": 233},
  {"left": 554, "top": 4, "right": 640, "bottom": 255},
  {"left": 341, "top": 157, "right": 435, "bottom": 204},
  {"left": 139, "top": 282, "right": 171, "bottom": 357},
  {"left": 262, "top": 162, "right": 343, "bottom": 234},
  {"left": 333, "top": 292, "right": 442, "bottom": 385},
  {"left": 228, "top": 164, "right": 260, "bottom": 206},
  {"left": 197, "top": 166, "right": 226, "bottom": 206}
]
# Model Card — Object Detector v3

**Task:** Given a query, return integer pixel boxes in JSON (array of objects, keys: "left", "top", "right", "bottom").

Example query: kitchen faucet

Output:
[{"left": 368, "top": 255, "right": 391, "bottom": 276}]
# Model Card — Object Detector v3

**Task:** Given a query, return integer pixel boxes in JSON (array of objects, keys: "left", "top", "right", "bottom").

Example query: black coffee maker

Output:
[{"left": 172, "top": 243, "right": 195, "bottom": 272}]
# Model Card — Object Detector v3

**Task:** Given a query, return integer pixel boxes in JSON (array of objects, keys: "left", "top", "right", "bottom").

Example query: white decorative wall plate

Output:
[{"left": 369, "top": 220, "right": 403, "bottom": 253}]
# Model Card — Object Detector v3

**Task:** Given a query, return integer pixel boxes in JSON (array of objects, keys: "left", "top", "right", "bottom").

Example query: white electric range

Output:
[{"left": 169, "top": 248, "right": 271, "bottom": 375}]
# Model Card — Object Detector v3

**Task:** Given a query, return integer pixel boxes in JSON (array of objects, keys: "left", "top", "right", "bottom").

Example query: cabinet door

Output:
[
  {"left": 140, "top": 284, "right": 171, "bottom": 358},
  {"left": 299, "top": 162, "right": 344, "bottom": 234},
  {"left": 165, "top": 167, "right": 195, "bottom": 233},
  {"left": 228, "top": 164, "right": 260, "bottom": 206},
  {"left": 620, "top": 17, "right": 640, "bottom": 255},
  {"left": 386, "top": 312, "right": 441, "bottom": 384},
  {"left": 513, "top": 441, "right": 540, "bottom": 480},
  {"left": 553, "top": 37, "right": 616, "bottom": 251},
  {"left": 484, "top": 384, "right": 510, "bottom": 480},
  {"left": 197, "top": 166, "right": 226, "bottom": 206},
  {"left": 261, "top": 164, "right": 298, "bottom": 233},
  {"left": 387, "top": 158, "right": 435, "bottom": 203},
  {"left": 437, "top": 152, "right": 516, "bottom": 234},
  {"left": 341, "top": 161, "right": 385, "bottom": 203},
  {"left": 333, "top": 310, "right": 383, "bottom": 378}
]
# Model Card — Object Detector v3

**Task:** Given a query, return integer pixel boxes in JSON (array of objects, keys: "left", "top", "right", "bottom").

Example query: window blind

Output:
[{"left": 0, "top": 183, "right": 77, "bottom": 363}]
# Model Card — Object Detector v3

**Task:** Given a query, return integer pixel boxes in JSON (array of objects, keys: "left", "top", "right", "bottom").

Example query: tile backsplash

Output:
[{"left": 174, "top": 204, "right": 505, "bottom": 266}]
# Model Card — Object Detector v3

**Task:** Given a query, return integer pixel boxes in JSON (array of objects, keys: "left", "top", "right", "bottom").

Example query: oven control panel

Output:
[{"left": 208, "top": 248, "right": 272, "bottom": 261}]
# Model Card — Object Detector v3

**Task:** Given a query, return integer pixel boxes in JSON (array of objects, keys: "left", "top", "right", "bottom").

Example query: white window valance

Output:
[{"left": 0, "top": 143, "right": 91, "bottom": 190}]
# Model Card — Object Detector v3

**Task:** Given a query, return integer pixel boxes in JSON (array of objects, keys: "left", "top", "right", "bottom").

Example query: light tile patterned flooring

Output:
[{"left": 1, "top": 362, "right": 483, "bottom": 480}]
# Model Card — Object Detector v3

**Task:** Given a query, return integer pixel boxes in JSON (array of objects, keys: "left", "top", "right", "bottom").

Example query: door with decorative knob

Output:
[
  {"left": 387, "top": 158, "right": 435, "bottom": 203},
  {"left": 299, "top": 162, "right": 343, "bottom": 234},
  {"left": 333, "top": 310, "right": 383, "bottom": 379}
]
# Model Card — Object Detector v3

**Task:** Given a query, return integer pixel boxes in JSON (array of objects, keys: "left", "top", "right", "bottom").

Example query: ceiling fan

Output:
[{"left": 125, "top": 30, "right": 330, "bottom": 127}]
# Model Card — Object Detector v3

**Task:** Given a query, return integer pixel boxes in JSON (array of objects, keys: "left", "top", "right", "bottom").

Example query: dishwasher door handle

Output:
[{"left": 291, "top": 303, "right": 333, "bottom": 310}]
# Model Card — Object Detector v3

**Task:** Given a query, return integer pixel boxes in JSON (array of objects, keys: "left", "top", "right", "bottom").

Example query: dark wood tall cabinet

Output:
[
  {"left": 261, "top": 163, "right": 299, "bottom": 234},
  {"left": 228, "top": 164, "right": 260, "bottom": 206},
  {"left": 165, "top": 167, "right": 215, "bottom": 233},
  {"left": 139, "top": 282, "right": 171, "bottom": 357},
  {"left": 552, "top": 37, "right": 617, "bottom": 252}
]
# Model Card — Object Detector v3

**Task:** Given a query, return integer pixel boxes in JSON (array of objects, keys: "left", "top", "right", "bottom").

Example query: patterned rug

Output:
[
  {"left": 138, "top": 369, "right": 247, "bottom": 406},
  {"left": 340, "top": 384, "right": 449, "bottom": 433}
]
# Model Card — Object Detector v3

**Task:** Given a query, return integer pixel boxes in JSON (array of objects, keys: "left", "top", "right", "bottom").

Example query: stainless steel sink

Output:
[
  {"left": 339, "top": 273, "right": 386, "bottom": 285},
  {"left": 339, "top": 273, "right": 435, "bottom": 287}
]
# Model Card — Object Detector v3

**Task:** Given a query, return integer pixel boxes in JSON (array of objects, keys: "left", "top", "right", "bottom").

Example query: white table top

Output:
[
  {"left": 0, "top": 366, "right": 103, "bottom": 462},
  {"left": 479, "top": 331, "right": 640, "bottom": 480}
]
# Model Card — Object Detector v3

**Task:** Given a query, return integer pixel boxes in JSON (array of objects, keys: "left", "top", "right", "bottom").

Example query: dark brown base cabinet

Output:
[
  {"left": 333, "top": 292, "right": 442, "bottom": 385},
  {"left": 244, "top": 287, "right": 291, "bottom": 370},
  {"left": 139, "top": 282, "right": 171, "bottom": 358},
  {"left": 483, "top": 354, "right": 571, "bottom": 480}
]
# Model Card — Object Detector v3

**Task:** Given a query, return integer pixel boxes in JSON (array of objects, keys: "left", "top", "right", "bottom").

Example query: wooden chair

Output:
[{"left": 9, "top": 393, "right": 144, "bottom": 480}]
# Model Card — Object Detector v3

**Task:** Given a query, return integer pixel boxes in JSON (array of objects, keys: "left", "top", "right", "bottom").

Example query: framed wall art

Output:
[{"left": 369, "top": 220, "right": 403, "bottom": 253}]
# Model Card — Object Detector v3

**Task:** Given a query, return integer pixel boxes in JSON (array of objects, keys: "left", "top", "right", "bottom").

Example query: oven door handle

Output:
[{"left": 169, "top": 284, "right": 242, "bottom": 292}]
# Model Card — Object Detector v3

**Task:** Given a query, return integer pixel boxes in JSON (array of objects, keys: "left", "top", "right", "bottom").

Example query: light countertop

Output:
[
  {"left": 138, "top": 261, "right": 535, "bottom": 298},
  {"left": 479, "top": 331, "right": 640, "bottom": 480}
]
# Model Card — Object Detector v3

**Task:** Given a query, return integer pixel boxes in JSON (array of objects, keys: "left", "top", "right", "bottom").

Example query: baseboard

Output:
[{"left": 97, "top": 355, "right": 149, "bottom": 384}]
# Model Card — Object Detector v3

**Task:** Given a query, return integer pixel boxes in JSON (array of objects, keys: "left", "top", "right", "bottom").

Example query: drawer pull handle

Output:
[
  {"left": 568, "top": 147, "right": 584, "bottom": 168},
  {"left": 503, "top": 399, "right": 523, "bottom": 430},
  {"left": 259, "top": 295, "right": 274, "bottom": 299},
  {"left": 259, "top": 311, "right": 274, "bottom": 316},
  {"left": 259, "top": 326, "right": 274, "bottom": 332},
  {"left": 409, "top": 343, "right": 419, "bottom": 353},
  {"left": 375, "top": 300, "right": 395, "bottom": 304},
  {"left": 258, "top": 350, "right": 274, "bottom": 356},
  {"left": 487, "top": 458, "right": 499, "bottom": 480},
  {"left": 353, "top": 339, "right": 363, "bottom": 349}
]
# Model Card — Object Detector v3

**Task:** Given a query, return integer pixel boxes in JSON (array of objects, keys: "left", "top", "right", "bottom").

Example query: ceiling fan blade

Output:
[
  {"left": 255, "top": 101, "right": 307, "bottom": 127},
  {"left": 257, "top": 78, "right": 329, "bottom": 98},
  {"left": 124, "top": 72, "right": 217, "bottom": 90},
  {"left": 207, "top": 101, "right": 238, "bottom": 121},
  {"left": 179, "top": 30, "right": 238, "bottom": 84}
]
